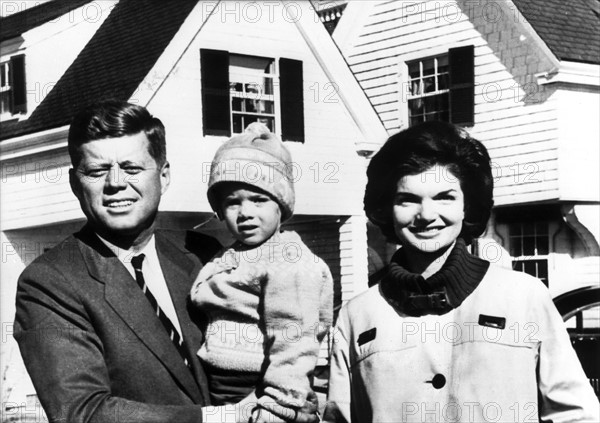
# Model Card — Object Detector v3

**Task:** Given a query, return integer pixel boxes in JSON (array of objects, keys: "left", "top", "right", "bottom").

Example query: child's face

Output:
[{"left": 219, "top": 183, "right": 281, "bottom": 246}]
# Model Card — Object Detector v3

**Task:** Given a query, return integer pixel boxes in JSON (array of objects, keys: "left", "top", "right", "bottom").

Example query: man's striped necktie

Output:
[{"left": 131, "top": 254, "right": 190, "bottom": 367}]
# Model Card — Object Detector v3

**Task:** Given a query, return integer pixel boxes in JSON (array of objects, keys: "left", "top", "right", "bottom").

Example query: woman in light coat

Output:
[{"left": 323, "top": 122, "right": 599, "bottom": 423}]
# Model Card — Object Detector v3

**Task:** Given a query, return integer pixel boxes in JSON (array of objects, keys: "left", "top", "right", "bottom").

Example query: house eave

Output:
[
  {"left": 294, "top": 1, "right": 388, "bottom": 153},
  {"left": 536, "top": 61, "right": 600, "bottom": 87},
  {"left": 0, "top": 125, "right": 69, "bottom": 161}
]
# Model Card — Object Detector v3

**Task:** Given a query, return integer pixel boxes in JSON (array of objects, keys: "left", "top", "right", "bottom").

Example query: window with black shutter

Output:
[
  {"left": 0, "top": 54, "right": 27, "bottom": 117},
  {"left": 279, "top": 58, "right": 304, "bottom": 142},
  {"left": 200, "top": 49, "right": 304, "bottom": 141},
  {"left": 449, "top": 45, "right": 474, "bottom": 126},
  {"left": 200, "top": 49, "right": 230, "bottom": 136},
  {"left": 406, "top": 45, "right": 474, "bottom": 127}
]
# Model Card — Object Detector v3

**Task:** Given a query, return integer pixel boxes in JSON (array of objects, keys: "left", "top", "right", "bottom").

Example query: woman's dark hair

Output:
[
  {"left": 68, "top": 100, "right": 166, "bottom": 167},
  {"left": 364, "top": 121, "right": 493, "bottom": 244}
]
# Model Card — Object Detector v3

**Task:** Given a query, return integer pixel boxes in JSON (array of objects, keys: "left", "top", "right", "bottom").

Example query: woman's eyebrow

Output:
[
  {"left": 436, "top": 189, "right": 458, "bottom": 195},
  {"left": 394, "top": 191, "right": 420, "bottom": 198}
]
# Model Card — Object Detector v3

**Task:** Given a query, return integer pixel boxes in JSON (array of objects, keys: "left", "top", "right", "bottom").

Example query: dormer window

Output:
[
  {"left": 200, "top": 49, "right": 304, "bottom": 142},
  {"left": 0, "top": 55, "right": 27, "bottom": 118}
]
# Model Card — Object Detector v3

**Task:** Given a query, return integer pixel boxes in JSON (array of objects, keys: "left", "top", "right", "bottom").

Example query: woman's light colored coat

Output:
[{"left": 325, "top": 265, "right": 599, "bottom": 423}]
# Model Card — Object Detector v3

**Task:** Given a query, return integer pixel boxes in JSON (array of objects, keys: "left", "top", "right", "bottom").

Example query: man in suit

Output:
[{"left": 14, "top": 100, "right": 261, "bottom": 423}]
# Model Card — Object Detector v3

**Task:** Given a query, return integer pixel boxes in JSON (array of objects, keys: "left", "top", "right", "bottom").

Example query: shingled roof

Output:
[
  {"left": 512, "top": 0, "right": 600, "bottom": 64},
  {"left": 0, "top": 0, "right": 94, "bottom": 41},
  {"left": 0, "top": 0, "right": 198, "bottom": 140}
]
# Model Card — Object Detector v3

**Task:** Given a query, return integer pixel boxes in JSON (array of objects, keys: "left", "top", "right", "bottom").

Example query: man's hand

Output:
[{"left": 201, "top": 392, "right": 258, "bottom": 423}]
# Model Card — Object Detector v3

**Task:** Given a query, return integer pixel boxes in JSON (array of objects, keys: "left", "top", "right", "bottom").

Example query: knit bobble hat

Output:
[{"left": 207, "top": 122, "right": 295, "bottom": 222}]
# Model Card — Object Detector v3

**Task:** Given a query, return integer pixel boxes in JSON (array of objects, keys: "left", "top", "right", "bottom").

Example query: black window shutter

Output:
[
  {"left": 11, "top": 54, "right": 27, "bottom": 114},
  {"left": 200, "top": 49, "right": 230, "bottom": 137},
  {"left": 279, "top": 58, "right": 304, "bottom": 142},
  {"left": 449, "top": 45, "right": 474, "bottom": 127}
]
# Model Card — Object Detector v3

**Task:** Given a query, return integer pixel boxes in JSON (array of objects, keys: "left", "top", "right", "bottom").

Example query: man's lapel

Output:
[
  {"left": 77, "top": 227, "right": 204, "bottom": 403},
  {"left": 155, "top": 232, "right": 209, "bottom": 403}
]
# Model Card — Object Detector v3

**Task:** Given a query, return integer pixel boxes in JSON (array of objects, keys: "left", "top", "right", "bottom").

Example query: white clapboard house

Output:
[
  {"left": 321, "top": 0, "right": 600, "bottom": 397},
  {"left": 325, "top": 0, "right": 600, "bottom": 298}
]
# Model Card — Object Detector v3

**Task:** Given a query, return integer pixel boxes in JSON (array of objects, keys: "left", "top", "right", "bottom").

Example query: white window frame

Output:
[
  {"left": 0, "top": 60, "right": 13, "bottom": 118},
  {"left": 228, "top": 54, "right": 281, "bottom": 135},
  {"left": 509, "top": 221, "right": 550, "bottom": 286},
  {"left": 406, "top": 54, "right": 450, "bottom": 126}
]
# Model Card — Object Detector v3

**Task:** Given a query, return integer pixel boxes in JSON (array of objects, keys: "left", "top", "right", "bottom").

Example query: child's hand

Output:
[{"left": 257, "top": 390, "right": 320, "bottom": 423}]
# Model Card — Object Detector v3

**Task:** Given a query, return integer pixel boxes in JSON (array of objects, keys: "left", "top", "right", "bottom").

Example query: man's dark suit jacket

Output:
[{"left": 14, "top": 225, "right": 221, "bottom": 423}]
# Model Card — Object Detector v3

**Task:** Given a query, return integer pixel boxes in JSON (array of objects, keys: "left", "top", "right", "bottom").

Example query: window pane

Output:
[
  {"left": 230, "top": 54, "right": 274, "bottom": 74},
  {"left": 230, "top": 82, "right": 243, "bottom": 92},
  {"left": 423, "top": 94, "right": 448, "bottom": 115},
  {"left": 263, "top": 78, "right": 273, "bottom": 95},
  {"left": 436, "top": 110, "right": 450, "bottom": 122},
  {"left": 523, "top": 222, "right": 535, "bottom": 235},
  {"left": 410, "top": 115, "right": 424, "bottom": 126},
  {"left": 408, "top": 98, "right": 423, "bottom": 118},
  {"left": 438, "top": 93, "right": 449, "bottom": 110},
  {"left": 523, "top": 260, "right": 536, "bottom": 275},
  {"left": 509, "top": 224, "right": 522, "bottom": 236},
  {"left": 232, "top": 97, "right": 243, "bottom": 111},
  {"left": 537, "top": 236, "right": 549, "bottom": 255},
  {"left": 0, "top": 64, "right": 6, "bottom": 87},
  {"left": 241, "top": 115, "right": 274, "bottom": 132},
  {"left": 245, "top": 99, "right": 258, "bottom": 113},
  {"left": 522, "top": 236, "right": 535, "bottom": 256},
  {"left": 0, "top": 91, "right": 11, "bottom": 115},
  {"left": 509, "top": 240, "right": 522, "bottom": 257},
  {"left": 410, "top": 79, "right": 421, "bottom": 96},
  {"left": 423, "top": 95, "right": 436, "bottom": 113},
  {"left": 232, "top": 114, "right": 243, "bottom": 134},
  {"left": 422, "top": 58, "right": 435, "bottom": 75},
  {"left": 260, "top": 100, "right": 274, "bottom": 114},
  {"left": 423, "top": 76, "right": 436, "bottom": 93},
  {"left": 408, "top": 62, "right": 420, "bottom": 78},
  {"left": 245, "top": 83, "right": 261, "bottom": 96},
  {"left": 536, "top": 222, "right": 548, "bottom": 235},
  {"left": 582, "top": 306, "right": 600, "bottom": 329},
  {"left": 512, "top": 261, "right": 524, "bottom": 272},
  {"left": 536, "top": 260, "right": 548, "bottom": 281},
  {"left": 258, "top": 117, "right": 274, "bottom": 131},
  {"left": 438, "top": 73, "right": 449, "bottom": 90}
]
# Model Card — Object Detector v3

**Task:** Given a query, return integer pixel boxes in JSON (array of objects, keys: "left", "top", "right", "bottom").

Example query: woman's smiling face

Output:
[{"left": 393, "top": 164, "right": 465, "bottom": 254}]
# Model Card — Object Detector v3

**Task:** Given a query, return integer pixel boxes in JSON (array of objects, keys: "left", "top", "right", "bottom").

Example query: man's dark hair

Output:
[
  {"left": 68, "top": 100, "right": 167, "bottom": 166},
  {"left": 364, "top": 121, "right": 494, "bottom": 245}
]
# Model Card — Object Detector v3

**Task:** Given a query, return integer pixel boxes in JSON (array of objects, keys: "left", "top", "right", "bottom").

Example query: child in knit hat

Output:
[{"left": 191, "top": 123, "right": 334, "bottom": 422}]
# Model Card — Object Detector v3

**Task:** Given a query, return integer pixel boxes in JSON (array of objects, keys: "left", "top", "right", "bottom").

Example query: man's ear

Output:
[
  {"left": 160, "top": 161, "right": 171, "bottom": 195},
  {"left": 69, "top": 168, "right": 82, "bottom": 200}
]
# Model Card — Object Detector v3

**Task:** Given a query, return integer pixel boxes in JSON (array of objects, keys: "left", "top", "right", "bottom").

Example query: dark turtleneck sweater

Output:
[{"left": 379, "top": 238, "right": 490, "bottom": 317}]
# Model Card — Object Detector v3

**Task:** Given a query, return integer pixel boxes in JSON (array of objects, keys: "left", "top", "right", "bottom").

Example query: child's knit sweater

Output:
[{"left": 190, "top": 230, "right": 333, "bottom": 408}]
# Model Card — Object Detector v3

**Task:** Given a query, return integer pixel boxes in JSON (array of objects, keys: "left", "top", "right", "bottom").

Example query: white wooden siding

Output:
[
  {"left": 0, "top": 149, "right": 83, "bottom": 230},
  {"left": 146, "top": 5, "right": 369, "bottom": 218},
  {"left": 342, "top": 0, "right": 564, "bottom": 206}
]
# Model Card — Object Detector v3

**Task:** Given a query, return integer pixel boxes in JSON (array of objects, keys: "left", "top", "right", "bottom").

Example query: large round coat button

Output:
[{"left": 431, "top": 374, "right": 446, "bottom": 389}]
